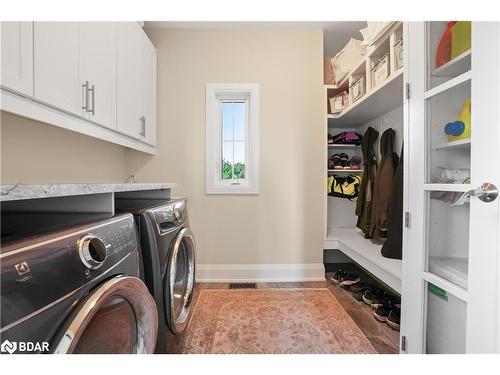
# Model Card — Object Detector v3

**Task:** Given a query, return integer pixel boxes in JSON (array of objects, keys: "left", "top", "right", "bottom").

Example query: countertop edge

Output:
[{"left": 0, "top": 183, "right": 177, "bottom": 202}]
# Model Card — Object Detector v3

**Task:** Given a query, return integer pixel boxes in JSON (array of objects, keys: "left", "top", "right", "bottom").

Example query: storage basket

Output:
[
  {"left": 329, "top": 91, "right": 349, "bottom": 114},
  {"left": 394, "top": 37, "right": 403, "bottom": 70},
  {"left": 330, "top": 38, "right": 367, "bottom": 85},
  {"left": 371, "top": 53, "right": 390, "bottom": 88},
  {"left": 349, "top": 76, "right": 366, "bottom": 104}
]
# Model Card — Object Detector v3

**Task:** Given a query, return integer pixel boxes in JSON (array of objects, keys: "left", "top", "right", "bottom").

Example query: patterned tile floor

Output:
[{"left": 183, "top": 275, "right": 400, "bottom": 354}]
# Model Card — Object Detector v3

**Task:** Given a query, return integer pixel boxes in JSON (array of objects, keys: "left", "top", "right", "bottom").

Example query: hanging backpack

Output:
[{"left": 328, "top": 175, "right": 361, "bottom": 200}]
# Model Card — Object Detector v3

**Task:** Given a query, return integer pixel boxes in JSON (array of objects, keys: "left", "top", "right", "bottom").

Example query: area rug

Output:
[{"left": 181, "top": 289, "right": 376, "bottom": 354}]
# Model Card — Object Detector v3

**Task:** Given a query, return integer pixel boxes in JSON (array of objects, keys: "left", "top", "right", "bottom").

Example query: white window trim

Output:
[{"left": 206, "top": 83, "right": 259, "bottom": 194}]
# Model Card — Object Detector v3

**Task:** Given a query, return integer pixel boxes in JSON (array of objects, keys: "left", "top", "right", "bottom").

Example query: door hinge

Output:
[
  {"left": 401, "top": 335, "right": 407, "bottom": 352},
  {"left": 405, "top": 83, "right": 410, "bottom": 100},
  {"left": 404, "top": 211, "right": 411, "bottom": 228}
]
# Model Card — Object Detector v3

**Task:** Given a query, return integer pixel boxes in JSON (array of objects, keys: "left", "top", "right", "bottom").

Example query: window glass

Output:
[{"left": 220, "top": 101, "right": 247, "bottom": 181}]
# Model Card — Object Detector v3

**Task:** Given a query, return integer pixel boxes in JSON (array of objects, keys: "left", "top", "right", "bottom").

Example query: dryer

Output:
[
  {"left": 121, "top": 198, "right": 196, "bottom": 353},
  {"left": 0, "top": 213, "right": 158, "bottom": 354}
]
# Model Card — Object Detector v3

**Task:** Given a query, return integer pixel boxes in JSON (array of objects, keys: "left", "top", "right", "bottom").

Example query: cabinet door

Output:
[
  {"left": 80, "top": 22, "right": 117, "bottom": 129},
  {"left": 34, "top": 22, "right": 81, "bottom": 115},
  {"left": 1, "top": 22, "right": 34, "bottom": 96},
  {"left": 140, "top": 33, "right": 157, "bottom": 146},
  {"left": 116, "top": 22, "right": 141, "bottom": 139},
  {"left": 404, "top": 22, "right": 500, "bottom": 354}
]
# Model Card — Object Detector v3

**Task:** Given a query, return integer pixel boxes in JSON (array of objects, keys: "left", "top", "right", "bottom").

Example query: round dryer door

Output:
[
  {"left": 53, "top": 276, "right": 158, "bottom": 354},
  {"left": 165, "top": 227, "right": 196, "bottom": 334}
]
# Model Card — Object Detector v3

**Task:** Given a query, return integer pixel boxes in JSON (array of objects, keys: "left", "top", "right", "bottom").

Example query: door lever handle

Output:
[{"left": 451, "top": 183, "right": 498, "bottom": 206}]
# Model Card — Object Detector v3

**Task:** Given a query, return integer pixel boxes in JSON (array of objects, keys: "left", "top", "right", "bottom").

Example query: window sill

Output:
[{"left": 206, "top": 184, "right": 259, "bottom": 195}]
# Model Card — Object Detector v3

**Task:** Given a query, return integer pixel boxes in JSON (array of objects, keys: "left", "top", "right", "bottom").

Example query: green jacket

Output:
[{"left": 356, "top": 126, "right": 379, "bottom": 236}]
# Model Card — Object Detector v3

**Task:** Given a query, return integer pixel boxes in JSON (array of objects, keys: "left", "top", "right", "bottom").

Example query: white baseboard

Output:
[{"left": 196, "top": 263, "right": 325, "bottom": 283}]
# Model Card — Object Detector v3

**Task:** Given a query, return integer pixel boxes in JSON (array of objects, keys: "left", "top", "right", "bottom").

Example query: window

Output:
[{"left": 206, "top": 84, "right": 259, "bottom": 194}]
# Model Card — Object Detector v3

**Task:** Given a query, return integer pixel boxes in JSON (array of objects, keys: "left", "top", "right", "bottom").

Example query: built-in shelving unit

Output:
[
  {"left": 328, "top": 69, "right": 404, "bottom": 127},
  {"left": 324, "top": 21, "right": 405, "bottom": 296},
  {"left": 324, "top": 228, "right": 402, "bottom": 293}
]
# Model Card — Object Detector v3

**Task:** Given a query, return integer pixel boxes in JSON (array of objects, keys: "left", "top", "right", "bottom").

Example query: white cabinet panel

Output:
[
  {"left": 116, "top": 22, "right": 141, "bottom": 139},
  {"left": 34, "top": 22, "right": 81, "bottom": 116},
  {"left": 140, "top": 33, "right": 157, "bottom": 146},
  {"left": 1, "top": 22, "right": 34, "bottom": 96},
  {"left": 80, "top": 22, "right": 117, "bottom": 129}
]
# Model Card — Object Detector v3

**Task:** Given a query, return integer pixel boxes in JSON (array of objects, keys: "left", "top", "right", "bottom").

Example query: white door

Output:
[
  {"left": 34, "top": 22, "right": 81, "bottom": 116},
  {"left": 116, "top": 22, "right": 141, "bottom": 140},
  {"left": 79, "top": 22, "right": 117, "bottom": 129},
  {"left": 140, "top": 33, "right": 157, "bottom": 146},
  {"left": 403, "top": 22, "right": 500, "bottom": 353},
  {"left": 1, "top": 22, "right": 34, "bottom": 96}
]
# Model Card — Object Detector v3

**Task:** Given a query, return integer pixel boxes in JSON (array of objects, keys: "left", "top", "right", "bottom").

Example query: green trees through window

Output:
[{"left": 222, "top": 160, "right": 245, "bottom": 180}]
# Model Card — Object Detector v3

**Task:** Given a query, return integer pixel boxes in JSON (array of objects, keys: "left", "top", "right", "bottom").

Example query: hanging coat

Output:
[
  {"left": 370, "top": 128, "right": 399, "bottom": 239},
  {"left": 382, "top": 144, "right": 404, "bottom": 259},
  {"left": 355, "top": 127, "right": 379, "bottom": 236}
]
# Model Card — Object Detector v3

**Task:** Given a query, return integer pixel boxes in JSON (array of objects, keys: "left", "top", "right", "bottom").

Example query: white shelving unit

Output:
[
  {"left": 328, "top": 69, "right": 404, "bottom": 127},
  {"left": 328, "top": 144, "right": 361, "bottom": 148},
  {"left": 325, "top": 228, "right": 402, "bottom": 293},
  {"left": 324, "top": 22, "right": 405, "bottom": 298},
  {"left": 328, "top": 169, "right": 363, "bottom": 173}
]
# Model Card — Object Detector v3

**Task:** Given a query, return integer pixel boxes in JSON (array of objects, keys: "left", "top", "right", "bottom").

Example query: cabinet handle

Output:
[
  {"left": 89, "top": 84, "right": 95, "bottom": 115},
  {"left": 82, "top": 81, "right": 89, "bottom": 111},
  {"left": 139, "top": 116, "right": 146, "bottom": 137}
]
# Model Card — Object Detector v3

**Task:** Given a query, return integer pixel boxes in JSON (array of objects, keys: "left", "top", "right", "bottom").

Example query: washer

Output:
[
  {"left": 122, "top": 198, "right": 196, "bottom": 353},
  {"left": 0, "top": 213, "right": 158, "bottom": 354}
]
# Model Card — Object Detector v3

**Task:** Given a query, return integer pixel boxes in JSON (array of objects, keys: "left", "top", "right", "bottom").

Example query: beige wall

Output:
[
  {"left": 126, "top": 28, "right": 325, "bottom": 265},
  {"left": 1, "top": 112, "right": 128, "bottom": 184}
]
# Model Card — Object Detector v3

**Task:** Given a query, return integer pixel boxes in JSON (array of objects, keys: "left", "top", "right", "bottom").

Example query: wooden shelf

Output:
[
  {"left": 324, "top": 228, "right": 402, "bottom": 293},
  {"left": 433, "top": 50, "right": 471, "bottom": 77},
  {"left": 433, "top": 139, "right": 471, "bottom": 150},
  {"left": 328, "top": 169, "right": 363, "bottom": 173},
  {"left": 327, "top": 69, "right": 404, "bottom": 128}
]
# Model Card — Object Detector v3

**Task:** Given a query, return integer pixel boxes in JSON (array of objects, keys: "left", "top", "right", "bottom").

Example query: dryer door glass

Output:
[
  {"left": 73, "top": 296, "right": 137, "bottom": 354},
  {"left": 53, "top": 276, "right": 158, "bottom": 354}
]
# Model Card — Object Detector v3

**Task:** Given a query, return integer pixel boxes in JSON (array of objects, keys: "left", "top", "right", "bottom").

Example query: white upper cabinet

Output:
[
  {"left": 1, "top": 22, "right": 34, "bottom": 96},
  {"left": 140, "top": 33, "right": 157, "bottom": 146},
  {"left": 79, "top": 22, "right": 117, "bottom": 129},
  {"left": 1, "top": 22, "right": 156, "bottom": 154},
  {"left": 33, "top": 22, "right": 81, "bottom": 116},
  {"left": 116, "top": 22, "right": 142, "bottom": 139}
]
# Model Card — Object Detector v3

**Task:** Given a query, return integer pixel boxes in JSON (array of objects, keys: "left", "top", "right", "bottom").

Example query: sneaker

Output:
[
  {"left": 328, "top": 154, "right": 342, "bottom": 169},
  {"left": 328, "top": 133, "right": 334, "bottom": 144},
  {"left": 373, "top": 304, "right": 392, "bottom": 322},
  {"left": 330, "top": 270, "right": 345, "bottom": 284},
  {"left": 338, "top": 272, "right": 361, "bottom": 286},
  {"left": 350, "top": 284, "right": 372, "bottom": 301},
  {"left": 338, "top": 153, "right": 349, "bottom": 169},
  {"left": 362, "top": 289, "right": 384, "bottom": 306},
  {"left": 347, "top": 156, "right": 362, "bottom": 170},
  {"left": 370, "top": 294, "right": 401, "bottom": 309},
  {"left": 386, "top": 308, "right": 401, "bottom": 331}
]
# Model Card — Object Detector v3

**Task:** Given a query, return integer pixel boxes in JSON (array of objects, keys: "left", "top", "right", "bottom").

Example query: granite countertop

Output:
[{"left": 0, "top": 183, "right": 176, "bottom": 201}]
